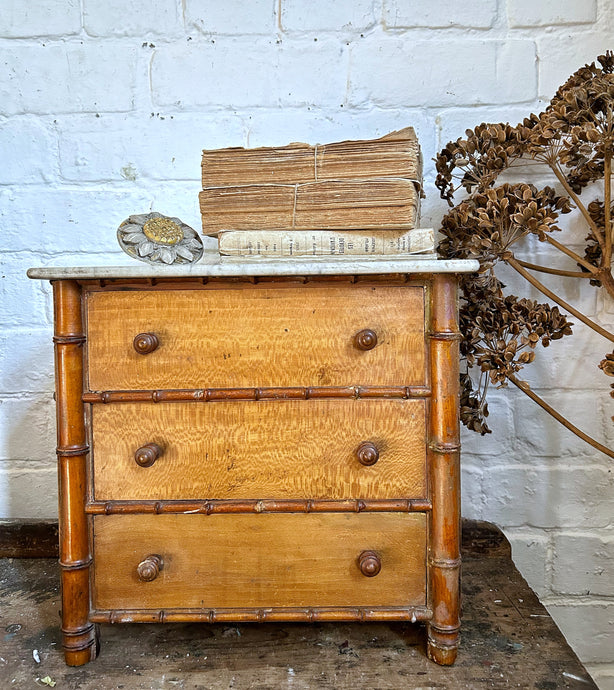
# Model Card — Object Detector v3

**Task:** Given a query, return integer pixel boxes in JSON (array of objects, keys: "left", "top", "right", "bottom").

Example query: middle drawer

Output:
[{"left": 91, "top": 399, "right": 426, "bottom": 501}]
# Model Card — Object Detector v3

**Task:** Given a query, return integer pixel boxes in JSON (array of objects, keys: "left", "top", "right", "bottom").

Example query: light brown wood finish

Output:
[
  {"left": 91, "top": 399, "right": 426, "bottom": 500},
  {"left": 92, "top": 513, "right": 426, "bottom": 610},
  {"left": 86, "top": 285, "right": 425, "bottom": 390},
  {"left": 53, "top": 280, "right": 98, "bottom": 665},
  {"left": 426, "top": 274, "right": 462, "bottom": 665},
  {"left": 38, "top": 271, "right": 466, "bottom": 666}
]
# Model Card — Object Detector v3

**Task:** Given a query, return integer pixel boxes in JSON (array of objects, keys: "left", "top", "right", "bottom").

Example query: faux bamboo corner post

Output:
[
  {"left": 53, "top": 280, "right": 98, "bottom": 665},
  {"left": 426, "top": 274, "right": 462, "bottom": 665}
]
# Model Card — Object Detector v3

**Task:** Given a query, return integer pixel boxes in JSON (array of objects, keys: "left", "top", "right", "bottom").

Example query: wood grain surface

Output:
[
  {"left": 85, "top": 285, "right": 425, "bottom": 390},
  {"left": 92, "top": 513, "right": 427, "bottom": 610},
  {"left": 91, "top": 399, "right": 426, "bottom": 501}
]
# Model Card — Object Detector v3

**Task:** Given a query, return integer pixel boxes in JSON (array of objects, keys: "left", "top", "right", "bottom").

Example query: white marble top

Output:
[{"left": 27, "top": 254, "right": 479, "bottom": 280}]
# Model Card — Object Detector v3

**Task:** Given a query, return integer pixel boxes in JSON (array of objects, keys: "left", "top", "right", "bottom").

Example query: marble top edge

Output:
[{"left": 27, "top": 257, "right": 480, "bottom": 280}]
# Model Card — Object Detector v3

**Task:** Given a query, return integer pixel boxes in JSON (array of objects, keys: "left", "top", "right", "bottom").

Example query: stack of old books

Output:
[{"left": 199, "top": 127, "right": 434, "bottom": 259}]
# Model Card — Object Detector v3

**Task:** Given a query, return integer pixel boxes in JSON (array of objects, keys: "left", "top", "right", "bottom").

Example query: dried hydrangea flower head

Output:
[{"left": 117, "top": 212, "right": 204, "bottom": 265}]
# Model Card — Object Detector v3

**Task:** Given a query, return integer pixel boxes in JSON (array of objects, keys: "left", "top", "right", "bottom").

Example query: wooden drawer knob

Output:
[
  {"left": 134, "top": 443, "right": 162, "bottom": 468},
  {"left": 137, "top": 554, "right": 163, "bottom": 582},
  {"left": 133, "top": 332, "right": 159, "bottom": 355},
  {"left": 356, "top": 441, "right": 379, "bottom": 466},
  {"left": 358, "top": 550, "right": 381, "bottom": 577},
  {"left": 354, "top": 329, "right": 378, "bottom": 351}
]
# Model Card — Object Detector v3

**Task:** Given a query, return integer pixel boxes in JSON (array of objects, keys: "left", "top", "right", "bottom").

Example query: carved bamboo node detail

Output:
[
  {"left": 59, "top": 557, "right": 93, "bottom": 571},
  {"left": 61, "top": 622, "right": 96, "bottom": 638},
  {"left": 53, "top": 334, "right": 86, "bottom": 345},
  {"left": 428, "top": 556, "right": 462, "bottom": 570},
  {"left": 56, "top": 444, "right": 90, "bottom": 457},
  {"left": 428, "top": 441, "right": 461, "bottom": 454},
  {"left": 429, "top": 622, "right": 462, "bottom": 635},
  {"left": 427, "top": 331, "right": 462, "bottom": 341},
  {"left": 61, "top": 636, "right": 97, "bottom": 652}
]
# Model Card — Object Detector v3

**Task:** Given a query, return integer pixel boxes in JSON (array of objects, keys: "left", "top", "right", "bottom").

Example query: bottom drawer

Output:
[{"left": 92, "top": 513, "right": 426, "bottom": 610}]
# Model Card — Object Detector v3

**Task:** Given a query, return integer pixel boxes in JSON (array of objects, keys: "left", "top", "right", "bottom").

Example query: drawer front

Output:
[
  {"left": 92, "top": 513, "right": 426, "bottom": 610},
  {"left": 91, "top": 399, "right": 426, "bottom": 501},
  {"left": 86, "top": 285, "right": 425, "bottom": 390}
]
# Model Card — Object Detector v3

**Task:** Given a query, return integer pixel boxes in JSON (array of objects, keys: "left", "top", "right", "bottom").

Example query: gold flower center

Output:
[{"left": 142, "top": 217, "right": 184, "bottom": 245}]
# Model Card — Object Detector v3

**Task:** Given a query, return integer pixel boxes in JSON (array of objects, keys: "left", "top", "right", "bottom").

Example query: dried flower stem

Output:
[
  {"left": 514, "top": 259, "right": 593, "bottom": 279},
  {"left": 549, "top": 160, "right": 605, "bottom": 251},
  {"left": 508, "top": 374, "right": 614, "bottom": 459},
  {"left": 543, "top": 234, "right": 600, "bottom": 274},
  {"left": 506, "top": 256, "right": 614, "bottom": 343},
  {"left": 604, "top": 149, "right": 612, "bottom": 266}
]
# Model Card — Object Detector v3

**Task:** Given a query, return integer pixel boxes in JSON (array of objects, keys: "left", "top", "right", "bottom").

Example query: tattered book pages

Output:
[
  {"left": 200, "top": 128, "right": 423, "bottom": 235},
  {"left": 200, "top": 179, "right": 421, "bottom": 234},
  {"left": 201, "top": 127, "right": 422, "bottom": 186}
]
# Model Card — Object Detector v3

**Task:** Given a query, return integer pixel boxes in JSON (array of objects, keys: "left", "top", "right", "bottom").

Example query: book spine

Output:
[{"left": 217, "top": 229, "right": 434, "bottom": 257}]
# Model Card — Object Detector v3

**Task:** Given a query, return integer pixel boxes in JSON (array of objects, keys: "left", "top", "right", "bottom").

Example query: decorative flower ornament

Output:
[{"left": 117, "top": 212, "right": 204, "bottom": 265}]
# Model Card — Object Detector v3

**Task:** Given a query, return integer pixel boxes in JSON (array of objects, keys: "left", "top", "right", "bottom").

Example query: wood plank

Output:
[
  {"left": 92, "top": 513, "right": 426, "bottom": 610},
  {"left": 91, "top": 399, "right": 426, "bottom": 501},
  {"left": 86, "top": 285, "right": 425, "bottom": 390},
  {"left": 0, "top": 519, "right": 58, "bottom": 558}
]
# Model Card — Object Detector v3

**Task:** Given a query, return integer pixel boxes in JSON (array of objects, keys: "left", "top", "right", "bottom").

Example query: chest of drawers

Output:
[{"left": 29, "top": 259, "right": 477, "bottom": 667}]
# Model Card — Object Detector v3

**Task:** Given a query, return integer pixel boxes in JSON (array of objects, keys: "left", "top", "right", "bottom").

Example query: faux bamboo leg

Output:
[
  {"left": 426, "top": 274, "right": 461, "bottom": 665},
  {"left": 53, "top": 280, "right": 98, "bottom": 665}
]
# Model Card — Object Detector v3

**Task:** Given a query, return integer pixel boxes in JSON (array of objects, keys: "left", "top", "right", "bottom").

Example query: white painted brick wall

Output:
[
  {"left": 508, "top": 0, "right": 597, "bottom": 27},
  {"left": 0, "top": 0, "right": 612, "bottom": 684},
  {"left": 383, "top": 0, "right": 498, "bottom": 29}
]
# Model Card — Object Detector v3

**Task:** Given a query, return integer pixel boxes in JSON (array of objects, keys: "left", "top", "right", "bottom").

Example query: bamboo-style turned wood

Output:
[
  {"left": 53, "top": 280, "right": 98, "bottom": 665},
  {"left": 90, "top": 606, "right": 432, "bottom": 624},
  {"left": 426, "top": 274, "right": 462, "bottom": 666},
  {"left": 85, "top": 498, "right": 433, "bottom": 515},
  {"left": 83, "top": 386, "right": 431, "bottom": 402}
]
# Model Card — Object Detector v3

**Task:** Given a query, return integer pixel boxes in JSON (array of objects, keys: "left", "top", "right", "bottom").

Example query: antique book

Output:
[
  {"left": 201, "top": 127, "right": 422, "bottom": 186},
  {"left": 199, "top": 179, "right": 421, "bottom": 233},
  {"left": 217, "top": 228, "right": 434, "bottom": 258}
]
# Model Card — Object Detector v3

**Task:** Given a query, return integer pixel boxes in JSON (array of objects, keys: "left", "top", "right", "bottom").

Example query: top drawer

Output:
[{"left": 86, "top": 284, "right": 425, "bottom": 391}]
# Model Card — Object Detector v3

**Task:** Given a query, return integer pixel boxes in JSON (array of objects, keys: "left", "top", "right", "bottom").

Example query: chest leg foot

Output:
[{"left": 427, "top": 625, "right": 459, "bottom": 665}]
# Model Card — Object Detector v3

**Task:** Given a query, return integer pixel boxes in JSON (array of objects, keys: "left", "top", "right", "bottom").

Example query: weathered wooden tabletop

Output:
[{"left": 0, "top": 521, "right": 596, "bottom": 689}]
